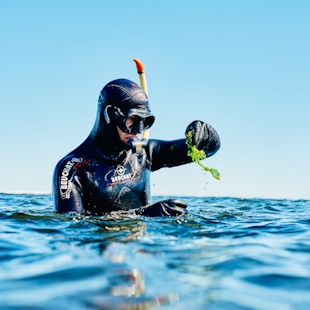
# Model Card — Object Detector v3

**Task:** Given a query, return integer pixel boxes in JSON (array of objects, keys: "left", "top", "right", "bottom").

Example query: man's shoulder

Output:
[
  {"left": 147, "top": 139, "right": 161, "bottom": 150},
  {"left": 54, "top": 156, "right": 92, "bottom": 179},
  {"left": 57, "top": 156, "right": 88, "bottom": 169},
  {"left": 54, "top": 139, "right": 93, "bottom": 172},
  {"left": 54, "top": 140, "right": 92, "bottom": 171}
]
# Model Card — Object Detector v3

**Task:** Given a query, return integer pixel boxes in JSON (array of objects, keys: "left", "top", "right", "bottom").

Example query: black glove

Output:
[
  {"left": 136, "top": 198, "right": 187, "bottom": 217},
  {"left": 185, "top": 120, "right": 210, "bottom": 150}
]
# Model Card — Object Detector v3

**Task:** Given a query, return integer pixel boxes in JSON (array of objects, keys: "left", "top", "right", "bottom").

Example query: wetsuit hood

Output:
[
  {"left": 98, "top": 78, "right": 149, "bottom": 109},
  {"left": 90, "top": 79, "right": 155, "bottom": 163}
]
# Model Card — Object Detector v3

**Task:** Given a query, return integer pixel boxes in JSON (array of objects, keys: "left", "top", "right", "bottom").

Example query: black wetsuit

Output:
[
  {"left": 53, "top": 128, "right": 220, "bottom": 215},
  {"left": 53, "top": 78, "right": 220, "bottom": 216}
]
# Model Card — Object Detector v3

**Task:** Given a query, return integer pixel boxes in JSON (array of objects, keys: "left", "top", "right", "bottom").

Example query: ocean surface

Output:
[{"left": 1, "top": 193, "right": 310, "bottom": 310}]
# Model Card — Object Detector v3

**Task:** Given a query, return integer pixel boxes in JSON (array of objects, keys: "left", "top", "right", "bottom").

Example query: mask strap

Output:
[
  {"left": 104, "top": 105, "right": 126, "bottom": 125},
  {"left": 103, "top": 105, "right": 112, "bottom": 124}
]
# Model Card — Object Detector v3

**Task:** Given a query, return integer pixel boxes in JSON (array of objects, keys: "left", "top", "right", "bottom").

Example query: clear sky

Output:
[{"left": 1, "top": 1, "right": 309, "bottom": 200}]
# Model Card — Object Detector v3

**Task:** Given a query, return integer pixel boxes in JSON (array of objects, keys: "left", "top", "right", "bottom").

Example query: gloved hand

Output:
[
  {"left": 136, "top": 198, "right": 187, "bottom": 217},
  {"left": 185, "top": 120, "right": 210, "bottom": 151}
]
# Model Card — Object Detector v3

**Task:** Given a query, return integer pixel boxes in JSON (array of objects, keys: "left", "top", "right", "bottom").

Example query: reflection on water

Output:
[
  {"left": 1, "top": 194, "right": 310, "bottom": 309},
  {"left": 109, "top": 269, "right": 144, "bottom": 297}
]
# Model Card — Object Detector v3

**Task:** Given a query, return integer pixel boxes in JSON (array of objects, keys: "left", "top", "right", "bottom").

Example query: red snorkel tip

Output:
[{"left": 133, "top": 58, "right": 145, "bottom": 73}]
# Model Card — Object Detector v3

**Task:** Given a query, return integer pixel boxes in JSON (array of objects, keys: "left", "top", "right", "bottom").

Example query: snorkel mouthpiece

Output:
[{"left": 128, "top": 138, "right": 148, "bottom": 154}]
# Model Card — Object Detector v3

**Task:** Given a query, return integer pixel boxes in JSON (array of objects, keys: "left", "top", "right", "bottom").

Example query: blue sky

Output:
[{"left": 1, "top": 1, "right": 309, "bottom": 200}]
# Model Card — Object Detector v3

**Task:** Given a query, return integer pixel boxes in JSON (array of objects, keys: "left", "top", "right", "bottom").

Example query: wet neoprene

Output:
[{"left": 53, "top": 79, "right": 220, "bottom": 216}]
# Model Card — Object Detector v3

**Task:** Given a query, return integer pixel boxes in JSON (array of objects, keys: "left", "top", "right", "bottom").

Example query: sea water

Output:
[{"left": 1, "top": 193, "right": 310, "bottom": 310}]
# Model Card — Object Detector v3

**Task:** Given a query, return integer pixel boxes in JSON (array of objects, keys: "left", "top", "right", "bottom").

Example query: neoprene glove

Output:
[
  {"left": 185, "top": 120, "right": 221, "bottom": 158},
  {"left": 136, "top": 198, "right": 187, "bottom": 217},
  {"left": 185, "top": 120, "right": 210, "bottom": 150}
]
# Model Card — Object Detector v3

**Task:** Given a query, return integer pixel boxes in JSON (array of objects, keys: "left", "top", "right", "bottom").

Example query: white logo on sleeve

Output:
[{"left": 59, "top": 158, "right": 83, "bottom": 199}]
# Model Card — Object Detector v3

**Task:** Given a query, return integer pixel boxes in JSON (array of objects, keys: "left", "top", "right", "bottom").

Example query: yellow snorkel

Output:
[
  {"left": 133, "top": 58, "right": 148, "bottom": 94},
  {"left": 127, "top": 58, "right": 150, "bottom": 153},
  {"left": 133, "top": 58, "right": 150, "bottom": 142}
]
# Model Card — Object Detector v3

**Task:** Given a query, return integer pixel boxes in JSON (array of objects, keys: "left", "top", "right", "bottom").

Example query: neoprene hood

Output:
[
  {"left": 98, "top": 79, "right": 155, "bottom": 134},
  {"left": 90, "top": 79, "right": 155, "bottom": 162}
]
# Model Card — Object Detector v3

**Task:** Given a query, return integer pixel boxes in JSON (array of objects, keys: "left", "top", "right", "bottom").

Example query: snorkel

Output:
[{"left": 129, "top": 58, "right": 150, "bottom": 153}]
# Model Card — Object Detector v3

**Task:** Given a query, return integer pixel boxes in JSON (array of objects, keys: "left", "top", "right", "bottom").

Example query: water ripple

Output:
[{"left": 0, "top": 194, "right": 310, "bottom": 309}]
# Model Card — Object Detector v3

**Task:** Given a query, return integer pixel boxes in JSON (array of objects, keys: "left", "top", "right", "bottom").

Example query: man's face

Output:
[{"left": 116, "top": 115, "right": 140, "bottom": 145}]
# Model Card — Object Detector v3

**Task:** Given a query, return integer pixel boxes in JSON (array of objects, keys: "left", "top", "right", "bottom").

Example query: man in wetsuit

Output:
[{"left": 53, "top": 79, "right": 220, "bottom": 216}]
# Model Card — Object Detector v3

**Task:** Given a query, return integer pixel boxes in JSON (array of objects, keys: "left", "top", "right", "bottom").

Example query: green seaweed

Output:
[{"left": 186, "top": 131, "right": 220, "bottom": 180}]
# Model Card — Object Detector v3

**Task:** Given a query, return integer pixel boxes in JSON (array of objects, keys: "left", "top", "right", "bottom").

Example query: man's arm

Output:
[
  {"left": 53, "top": 157, "right": 85, "bottom": 213},
  {"left": 149, "top": 120, "right": 220, "bottom": 172}
]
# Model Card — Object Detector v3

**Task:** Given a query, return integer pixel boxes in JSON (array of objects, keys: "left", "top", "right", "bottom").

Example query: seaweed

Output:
[{"left": 186, "top": 130, "right": 220, "bottom": 180}]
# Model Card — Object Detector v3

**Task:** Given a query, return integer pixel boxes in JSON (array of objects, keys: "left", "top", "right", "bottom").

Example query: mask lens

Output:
[
  {"left": 124, "top": 115, "right": 143, "bottom": 134},
  {"left": 114, "top": 108, "right": 155, "bottom": 134},
  {"left": 123, "top": 114, "right": 155, "bottom": 134},
  {"left": 125, "top": 115, "right": 139, "bottom": 128},
  {"left": 143, "top": 115, "right": 155, "bottom": 130}
]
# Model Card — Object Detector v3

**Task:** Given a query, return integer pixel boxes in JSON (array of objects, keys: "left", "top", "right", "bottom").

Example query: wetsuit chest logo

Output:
[{"left": 105, "top": 164, "right": 137, "bottom": 185}]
